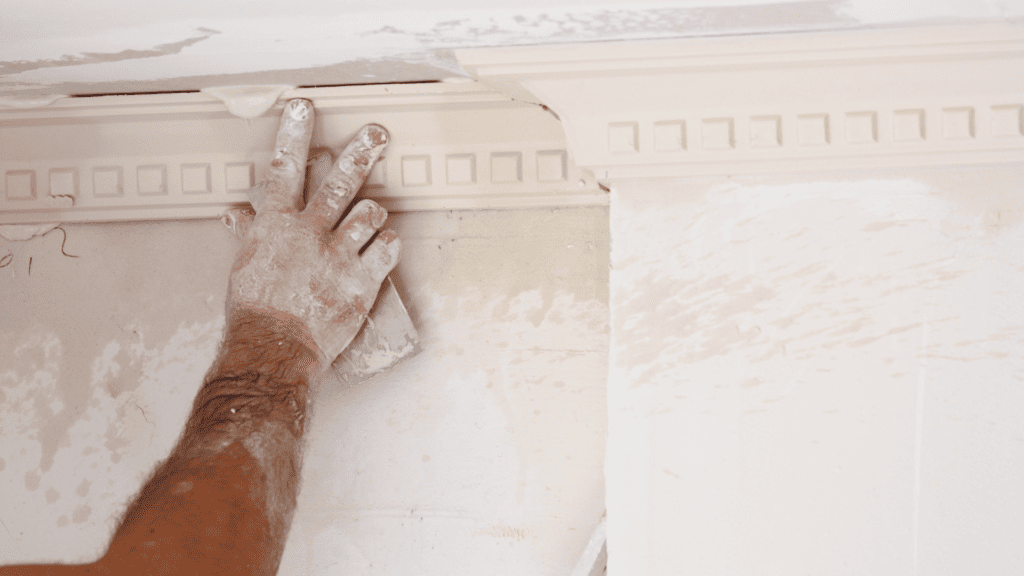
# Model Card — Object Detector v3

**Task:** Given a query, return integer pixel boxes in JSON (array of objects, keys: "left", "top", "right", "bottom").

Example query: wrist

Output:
[{"left": 216, "top": 307, "right": 325, "bottom": 379}]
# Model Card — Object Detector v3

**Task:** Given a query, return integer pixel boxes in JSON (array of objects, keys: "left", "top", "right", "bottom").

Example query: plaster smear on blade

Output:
[
  {"left": 347, "top": 337, "right": 417, "bottom": 374},
  {"left": 0, "top": 223, "right": 59, "bottom": 242},
  {"left": 201, "top": 85, "right": 294, "bottom": 119}
]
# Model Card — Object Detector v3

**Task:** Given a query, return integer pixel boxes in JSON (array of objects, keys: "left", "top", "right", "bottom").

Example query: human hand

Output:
[{"left": 223, "top": 99, "right": 400, "bottom": 365}]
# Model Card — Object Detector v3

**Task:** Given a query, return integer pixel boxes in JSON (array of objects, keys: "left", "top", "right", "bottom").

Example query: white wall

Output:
[
  {"left": 607, "top": 166, "right": 1024, "bottom": 574},
  {"left": 0, "top": 207, "right": 609, "bottom": 575}
]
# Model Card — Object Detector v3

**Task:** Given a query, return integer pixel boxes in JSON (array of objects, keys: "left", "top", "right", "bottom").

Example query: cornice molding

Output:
[
  {"left": 6, "top": 25, "right": 1023, "bottom": 225},
  {"left": 457, "top": 24, "right": 1024, "bottom": 180},
  {"left": 0, "top": 83, "right": 604, "bottom": 224}
]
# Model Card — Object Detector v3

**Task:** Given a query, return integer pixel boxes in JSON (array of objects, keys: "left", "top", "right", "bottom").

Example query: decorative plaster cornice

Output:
[
  {"left": 457, "top": 24, "right": 1024, "bottom": 180},
  {"left": 0, "top": 83, "right": 603, "bottom": 225},
  {"left": 5, "top": 25, "right": 1024, "bottom": 224}
]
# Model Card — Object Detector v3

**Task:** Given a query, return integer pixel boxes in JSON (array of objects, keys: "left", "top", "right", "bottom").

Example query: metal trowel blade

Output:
[{"left": 329, "top": 277, "right": 421, "bottom": 384}]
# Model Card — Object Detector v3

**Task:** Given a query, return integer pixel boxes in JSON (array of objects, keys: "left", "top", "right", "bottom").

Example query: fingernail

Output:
[
  {"left": 287, "top": 98, "right": 312, "bottom": 120},
  {"left": 362, "top": 124, "right": 389, "bottom": 148},
  {"left": 371, "top": 203, "right": 388, "bottom": 227}
]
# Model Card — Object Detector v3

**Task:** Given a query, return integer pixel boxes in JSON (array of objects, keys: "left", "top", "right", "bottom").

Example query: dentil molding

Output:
[
  {"left": 0, "top": 83, "right": 603, "bottom": 224},
  {"left": 457, "top": 24, "right": 1024, "bottom": 180},
  {"left": 4, "top": 24, "right": 1024, "bottom": 224}
]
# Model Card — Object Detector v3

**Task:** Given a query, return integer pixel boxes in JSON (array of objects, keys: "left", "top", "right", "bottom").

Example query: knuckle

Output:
[
  {"left": 322, "top": 172, "right": 355, "bottom": 197},
  {"left": 270, "top": 150, "right": 303, "bottom": 173},
  {"left": 354, "top": 199, "right": 387, "bottom": 226}
]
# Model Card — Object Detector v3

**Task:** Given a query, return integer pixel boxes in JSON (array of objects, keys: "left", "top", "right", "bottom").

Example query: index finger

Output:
[
  {"left": 300, "top": 124, "right": 388, "bottom": 233},
  {"left": 260, "top": 98, "right": 314, "bottom": 213}
]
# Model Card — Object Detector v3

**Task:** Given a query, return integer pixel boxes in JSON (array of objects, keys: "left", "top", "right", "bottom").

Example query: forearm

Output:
[
  {"left": 0, "top": 105, "right": 397, "bottom": 575},
  {"left": 101, "top": 309, "right": 321, "bottom": 575}
]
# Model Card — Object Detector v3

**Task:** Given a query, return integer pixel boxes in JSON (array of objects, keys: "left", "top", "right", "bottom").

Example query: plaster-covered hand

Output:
[{"left": 225, "top": 99, "right": 400, "bottom": 364}]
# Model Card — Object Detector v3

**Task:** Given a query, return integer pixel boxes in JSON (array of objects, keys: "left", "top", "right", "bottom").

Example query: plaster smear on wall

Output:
[{"left": 607, "top": 166, "right": 1024, "bottom": 575}]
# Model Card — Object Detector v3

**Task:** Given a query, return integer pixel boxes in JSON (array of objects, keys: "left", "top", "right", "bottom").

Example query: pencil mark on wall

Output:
[{"left": 44, "top": 226, "right": 79, "bottom": 258}]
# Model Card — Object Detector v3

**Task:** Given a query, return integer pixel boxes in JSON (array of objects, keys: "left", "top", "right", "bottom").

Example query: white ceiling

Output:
[{"left": 2, "top": 0, "right": 1022, "bottom": 99}]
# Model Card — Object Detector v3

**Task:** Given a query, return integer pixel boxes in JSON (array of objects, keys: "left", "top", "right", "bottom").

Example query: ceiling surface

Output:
[{"left": 2, "top": 0, "right": 1023, "bottom": 100}]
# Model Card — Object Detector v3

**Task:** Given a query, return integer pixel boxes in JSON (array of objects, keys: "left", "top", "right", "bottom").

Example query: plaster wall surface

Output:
[
  {"left": 607, "top": 166, "right": 1024, "bottom": 574},
  {"left": 0, "top": 207, "right": 609, "bottom": 574}
]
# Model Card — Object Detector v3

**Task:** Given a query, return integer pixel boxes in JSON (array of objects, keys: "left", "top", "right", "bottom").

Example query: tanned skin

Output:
[{"left": 0, "top": 99, "right": 400, "bottom": 575}]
